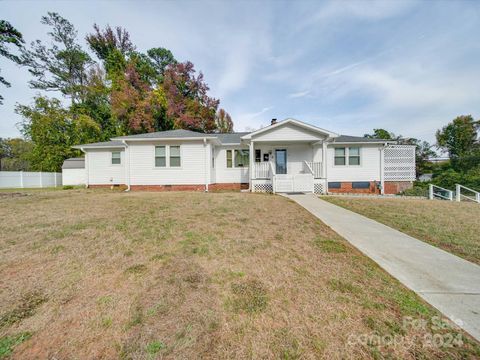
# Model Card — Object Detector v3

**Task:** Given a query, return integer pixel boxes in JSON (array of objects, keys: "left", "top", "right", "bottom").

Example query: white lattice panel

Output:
[
  {"left": 252, "top": 179, "right": 273, "bottom": 193},
  {"left": 384, "top": 145, "right": 416, "bottom": 181},
  {"left": 314, "top": 180, "right": 326, "bottom": 194}
]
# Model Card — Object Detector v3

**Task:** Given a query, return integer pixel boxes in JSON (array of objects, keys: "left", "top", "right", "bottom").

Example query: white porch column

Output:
[
  {"left": 322, "top": 141, "right": 327, "bottom": 179},
  {"left": 249, "top": 140, "right": 254, "bottom": 191}
]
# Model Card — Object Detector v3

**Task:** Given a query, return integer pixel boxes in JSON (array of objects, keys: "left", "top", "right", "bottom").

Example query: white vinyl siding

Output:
[
  {"left": 129, "top": 141, "right": 206, "bottom": 185},
  {"left": 86, "top": 149, "right": 126, "bottom": 185},
  {"left": 62, "top": 168, "right": 86, "bottom": 186},
  {"left": 215, "top": 146, "right": 249, "bottom": 183},
  {"left": 327, "top": 145, "right": 381, "bottom": 182},
  {"left": 252, "top": 122, "right": 327, "bottom": 142}
]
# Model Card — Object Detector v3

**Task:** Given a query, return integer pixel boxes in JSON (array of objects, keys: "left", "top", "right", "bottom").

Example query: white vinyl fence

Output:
[{"left": 0, "top": 171, "right": 62, "bottom": 189}]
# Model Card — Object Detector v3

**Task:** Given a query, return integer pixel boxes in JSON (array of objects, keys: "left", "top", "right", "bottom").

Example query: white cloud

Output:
[
  {"left": 233, "top": 106, "right": 273, "bottom": 131},
  {"left": 288, "top": 90, "right": 310, "bottom": 99}
]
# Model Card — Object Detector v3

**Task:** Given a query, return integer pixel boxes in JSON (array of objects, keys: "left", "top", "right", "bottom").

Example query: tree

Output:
[
  {"left": 86, "top": 24, "right": 134, "bottom": 62},
  {"left": 147, "top": 47, "right": 176, "bottom": 78},
  {"left": 16, "top": 96, "right": 101, "bottom": 171},
  {"left": 163, "top": 61, "right": 219, "bottom": 132},
  {"left": 364, "top": 128, "right": 394, "bottom": 140},
  {"left": 21, "top": 12, "right": 92, "bottom": 105},
  {"left": 436, "top": 115, "right": 480, "bottom": 170},
  {"left": 0, "top": 138, "right": 32, "bottom": 171},
  {"left": 398, "top": 137, "right": 436, "bottom": 176},
  {"left": 215, "top": 108, "right": 233, "bottom": 133},
  {"left": 0, "top": 20, "right": 24, "bottom": 104}
]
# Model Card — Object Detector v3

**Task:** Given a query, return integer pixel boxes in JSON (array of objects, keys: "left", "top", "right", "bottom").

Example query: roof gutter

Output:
[{"left": 111, "top": 136, "right": 217, "bottom": 142}]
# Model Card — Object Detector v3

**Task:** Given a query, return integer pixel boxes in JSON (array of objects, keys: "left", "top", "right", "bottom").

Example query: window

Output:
[
  {"left": 352, "top": 181, "right": 370, "bottom": 189},
  {"left": 328, "top": 182, "right": 341, "bottom": 189},
  {"left": 211, "top": 147, "right": 215, "bottom": 168},
  {"left": 226, "top": 150, "right": 233, "bottom": 168},
  {"left": 170, "top": 146, "right": 181, "bottom": 167},
  {"left": 334, "top": 148, "right": 346, "bottom": 165},
  {"left": 234, "top": 149, "right": 249, "bottom": 167},
  {"left": 155, "top": 146, "right": 166, "bottom": 167},
  {"left": 255, "top": 149, "right": 261, "bottom": 162},
  {"left": 112, "top": 151, "right": 121, "bottom": 165},
  {"left": 349, "top": 147, "right": 360, "bottom": 165}
]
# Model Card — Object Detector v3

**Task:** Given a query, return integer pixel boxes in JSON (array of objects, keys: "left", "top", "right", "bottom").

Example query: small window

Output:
[
  {"left": 170, "top": 146, "right": 181, "bottom": 167},
  {"left": 334, "top": 148, "right": 346, "bottom": 165},
  {"left": 155, "top": 146, "right": 166, "bottom": 167},
  {"left": 255, "top": 149, "right": 261, "bottom": 162},
  {"left": 112, "top": 151, "right": 121, "bottom": 165},
  {"left": 349, "top": 147, "right": 360, "bottom": 165},
  {"left": 234, "top": 149, "right": 249, "bottom": 167},
  {"left": 352, "top": 181, "right": 370, "bottom": 189},
  {"left": 328, "top": 182, "right": 341, "bottom": 189},
  {"left": 211, "top": 147, "right": 215, "bottom": 168},
  {"left": 226, "top": 150, "right": 232, "bottom": 168}
]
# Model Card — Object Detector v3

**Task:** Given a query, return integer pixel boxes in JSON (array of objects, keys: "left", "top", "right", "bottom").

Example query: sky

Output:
[{"left": 1, "top": 0, "right": 479, "bottom": 143}]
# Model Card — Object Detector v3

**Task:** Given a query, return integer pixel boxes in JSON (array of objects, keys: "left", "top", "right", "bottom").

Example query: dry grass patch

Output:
[
  {"left": 0, "top": 189, "right": 479, "bottom": 359},
  {"left": 322, "top": 196, "right": 480, "bottom": 265}
]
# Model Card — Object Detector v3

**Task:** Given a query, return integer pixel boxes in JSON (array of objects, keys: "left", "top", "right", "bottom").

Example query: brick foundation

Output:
[
  {"left": 328, "top": 182, "right": 380, "bottom": 194},
  {"left": 384, "top": 181, "right": 413, "bottom": 195},
  {"left": 209, "top": 183, "right": 249, "bottom": 191},
  {"left": 88, "top": 184, "right": 126, "bottom": 189},
  {"left": 89, "top": 183, "right": 248, "bottom": 192},
  {"left": 327, "top": 181, "right": 413, "bottom": 195}
]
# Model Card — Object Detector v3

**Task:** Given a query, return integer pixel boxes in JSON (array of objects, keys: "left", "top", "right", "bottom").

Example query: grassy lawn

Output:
[
  {"left": 1, "top": 190, "right": 479, "bottom": 359},
  {"left": 322, "top": 196, "right": 480, "bottom": 266}
]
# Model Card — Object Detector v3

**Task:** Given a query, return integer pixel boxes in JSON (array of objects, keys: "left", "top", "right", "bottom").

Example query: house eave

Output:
[{"left": 241, "top": 118, "right": 339, "bottom": 140}]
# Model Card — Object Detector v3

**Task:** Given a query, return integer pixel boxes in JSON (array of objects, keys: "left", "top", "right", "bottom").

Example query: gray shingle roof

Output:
[
  {"left": 62, "top": 157, "right": 85, "bottom": 169},
  {"left": 215, "top": 132, "right": 249, "bottom": 144},
  {"left": 333, "top": 135, "right": 393, "bottom": 143},
  {"left": 113, "top": 129, "right": 214, "bottom": 139},
  {"left": 73, "top": 140, "right": 125, "bottom": 148}
]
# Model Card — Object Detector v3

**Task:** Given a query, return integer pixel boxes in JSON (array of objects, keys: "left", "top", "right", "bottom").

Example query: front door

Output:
[{"left": 275, "top": 149, "right": 287, "bottom": 174}]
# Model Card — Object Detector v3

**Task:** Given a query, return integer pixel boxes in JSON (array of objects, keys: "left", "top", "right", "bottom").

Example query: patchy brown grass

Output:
[
  {"left": 323, "top": 196, "right": 480, "bottom": 265},
  {"left": 0, "top": 189, "right": 479, "bottom": 359}
]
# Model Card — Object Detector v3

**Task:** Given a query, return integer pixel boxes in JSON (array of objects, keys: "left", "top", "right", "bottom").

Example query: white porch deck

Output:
[{"left": 251, "top": 161, "right": 327, "bottom": 194}]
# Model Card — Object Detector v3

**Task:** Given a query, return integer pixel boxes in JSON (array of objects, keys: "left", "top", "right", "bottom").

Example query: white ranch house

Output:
[{"left": 63, "top": 118, "right": 416, "bottom": 194}]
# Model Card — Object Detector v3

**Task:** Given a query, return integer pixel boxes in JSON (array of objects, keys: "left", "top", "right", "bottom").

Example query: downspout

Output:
[
  {"left": 122, "top": 140, "right": 131, "bottom": 191},
  {"left": 81, "top": 147, "right": 89, "bottom": 189},
  {"left": 248, "top": 140, "right": 254, "bottom": 192},
  {"left": 380, "top": 144, "right": 385, "bottom": 195},
  {"left": 204, "top": 138, "right": 209, "bottom": 192}
]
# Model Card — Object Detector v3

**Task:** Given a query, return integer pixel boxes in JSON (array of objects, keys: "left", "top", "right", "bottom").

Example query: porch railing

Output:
[
  {"left": 305, "top": 161, "right": 323, "bottom": 178},
  {"left": 254, "top": 162, "right": 270, "bottom": 179}
]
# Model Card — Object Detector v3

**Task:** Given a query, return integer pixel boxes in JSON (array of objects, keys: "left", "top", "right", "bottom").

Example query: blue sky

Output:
[{"left": 1, "top": 0, "right": 479, "bottom": 142}]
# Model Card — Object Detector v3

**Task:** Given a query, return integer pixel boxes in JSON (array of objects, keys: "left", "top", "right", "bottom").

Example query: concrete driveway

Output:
[{"left": 286, "top": 193, "right": 480, "bottom": 342}]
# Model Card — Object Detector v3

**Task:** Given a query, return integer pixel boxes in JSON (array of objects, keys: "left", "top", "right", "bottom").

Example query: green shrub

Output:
[
  {"left": 399, "top": 186, "right": 428, "bottom": 197},
  {"left": 62, "top": 185, "right": 74, "bottom": 190}
]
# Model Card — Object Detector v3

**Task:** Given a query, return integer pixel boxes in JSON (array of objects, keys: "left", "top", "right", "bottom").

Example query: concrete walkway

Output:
[{"left": 285, "top": 193, "right": 480, "bottom": 341}]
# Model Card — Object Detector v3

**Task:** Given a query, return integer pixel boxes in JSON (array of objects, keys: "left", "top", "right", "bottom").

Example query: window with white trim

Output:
[
  {"left": 226, "top": 150, "right": 233, "bottom": 168},
  {"left": 348, "top": 147, "right": 360, "bottom": 165},
  {"left": 155, "top": 145, "right": 182, "bottom": 167},
  {"left": 234, "top": 149, "right": 249, "bottom": 167},
  {"left": 112, "top": 151, "right": 121, "bottom": 165},
  {"left": 334, "top": 147, "right": 361, "bottom": 166},
  {"left": 226, "top": 149, "right": 249, "bottom": 168},
  {"left": 334, "top": 148, "right": 346, "bottom": 165},
  {"left": 170, "top": 146, "right": 181, "bottom": 167},
  {"left": 155, "top": 146, "right": 166, "bottom": 167}
]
